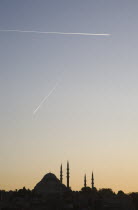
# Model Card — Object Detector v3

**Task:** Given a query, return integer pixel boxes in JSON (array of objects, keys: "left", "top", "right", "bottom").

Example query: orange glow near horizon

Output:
[{"left": 1, "top": 160, "right": 138, "bottom": 194}]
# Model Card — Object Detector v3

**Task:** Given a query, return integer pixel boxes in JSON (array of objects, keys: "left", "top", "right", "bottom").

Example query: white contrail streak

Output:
[
  {"left": 33, "top": 82, "right": 59, "bottom": 115},
  {"left": 0, "top": 29, "right": 111, "bottom": 36}
]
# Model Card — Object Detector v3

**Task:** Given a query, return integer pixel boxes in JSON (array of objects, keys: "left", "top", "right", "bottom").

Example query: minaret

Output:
[
  {"left": 91, "top": 171, "right": 94, "bottom": 189},
  {"left": 67, "top": 161, "right": 70, "bottom": 188},
  {"left": 84, "top": 174, "right": 87, "bottom": 188},
  {"left": 60, "top": 164, "right": 63, "bottom": 184}
]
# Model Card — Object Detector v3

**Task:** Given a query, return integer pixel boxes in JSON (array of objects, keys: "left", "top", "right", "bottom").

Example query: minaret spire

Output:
[
  {"left": 67, "top": 161, "right": 70, "bottom": 188},
  {"left": 60, "top": 164, "right": 63, "bottom": 184},
  {"left": 84, "top": 174, "right": 87, "bottom": 188},
  {"left": 92, "top": 171, "right": 94, "bottom": 189}
]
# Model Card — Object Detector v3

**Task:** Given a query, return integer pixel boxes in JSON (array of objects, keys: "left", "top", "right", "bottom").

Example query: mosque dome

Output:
[
  {"left": 40, "top": 173, "right": 57, "bottom": 182},
  {"left": 34, "top": 173, "right": 67, "bottom": 194}
]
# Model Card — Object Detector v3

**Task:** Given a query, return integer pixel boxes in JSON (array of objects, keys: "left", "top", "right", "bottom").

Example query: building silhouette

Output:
[
  {"left": 67, "top": 161, "right": 70, "bottom": 189},
  {"left": 92, "top": 171, "right": 94, "bottom": 189},
  {"left": 60, "top": 164, "right": 63, "bottom": 184},
  {"left": 84, "top": 174, "right": 87, "bottom": 188},
  {"left": 0, "top": 162, "right": 135, "bottom": 210},
  {"left": 34, "top": 161, "right": 95, "bottom": 195},
  {"left": 34, "top": 173, "right": 68, "bottom": 195}
]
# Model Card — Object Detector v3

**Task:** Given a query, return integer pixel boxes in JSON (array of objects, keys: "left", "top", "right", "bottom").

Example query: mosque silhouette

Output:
[
  {"left": 0, "top": 162, "right": 135, "bottom": 210},
  {"left": 34, "top": 161, "right": 94, "bottom": 195}
]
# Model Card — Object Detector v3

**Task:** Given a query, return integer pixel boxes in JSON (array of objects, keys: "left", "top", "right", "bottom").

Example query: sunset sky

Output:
[{"left": 0, "top": 0, "right": 138, "bottom": 193}]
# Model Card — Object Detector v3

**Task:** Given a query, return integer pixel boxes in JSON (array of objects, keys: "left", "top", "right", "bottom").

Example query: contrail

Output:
[
  {"left": 0, "top": 29, "right": 111, "bottom": 36},
  {"left": 1, "top": 29, "right": 110, "bottom": 115},
  {"left": 33, "top": 82, "right": 59, "bottom": 115}
]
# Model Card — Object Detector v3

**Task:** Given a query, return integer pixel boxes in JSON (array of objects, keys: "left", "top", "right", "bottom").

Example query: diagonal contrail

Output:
[
  {"left": 1, "top": 29, "right": 110, "bottom": 115},
  {"left": 0, "top": 29, "right": 111, "bottom": 36},
  {"left": 33, "top": 82, "right": 59, "bottom": 115}
]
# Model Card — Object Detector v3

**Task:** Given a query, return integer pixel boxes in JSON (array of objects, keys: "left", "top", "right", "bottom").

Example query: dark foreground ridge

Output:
[
  {"left": 0, "top": 162, "right": 137, "bottom": 210},
  {"left": 1, "top": 185, "right": 138, "bottom": 210}
]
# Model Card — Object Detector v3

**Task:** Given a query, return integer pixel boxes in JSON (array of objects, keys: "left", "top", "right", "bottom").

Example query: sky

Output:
[{"left": 0, "top": 0, "right": 138, "bottom": 193}]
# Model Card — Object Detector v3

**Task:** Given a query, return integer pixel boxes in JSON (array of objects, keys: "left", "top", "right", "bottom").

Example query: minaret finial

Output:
[
  {"left": 60, "top": 164, "right": 63, "bottom": 184},
  {"left": 92, "top": 171, "right": 94, "bottom": 189},
  {"left": 67, "top": 161, "right": 70, "bottom": 188}
]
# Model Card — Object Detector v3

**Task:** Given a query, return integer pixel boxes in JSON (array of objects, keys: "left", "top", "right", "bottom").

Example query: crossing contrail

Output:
[
  {"left": 33, "top": 82, "right": 59, "bottom": 115},
  {"left": 0, "top": 29, "right": 111, "bottom": 36},
  {"left": 1, "top": 29, "right": 110, "bottom": 115}
]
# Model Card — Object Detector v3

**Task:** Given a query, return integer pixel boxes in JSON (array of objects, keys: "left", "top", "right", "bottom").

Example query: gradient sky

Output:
[{"left": 0, "top": 0, "right": 138, "bottom": 193}]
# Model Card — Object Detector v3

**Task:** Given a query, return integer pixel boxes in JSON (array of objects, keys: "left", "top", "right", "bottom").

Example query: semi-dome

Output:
[{"left": 34, "top": 172, "right": 68, "bottom": 195}]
